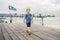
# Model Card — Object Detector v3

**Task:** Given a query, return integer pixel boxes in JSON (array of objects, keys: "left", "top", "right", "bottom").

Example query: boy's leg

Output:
[
  {"left": 27, "top": 27, "right": 30, "bottom": 32},
  {"left": 26, "top": 23, "right": 31, "bottom": 33}
]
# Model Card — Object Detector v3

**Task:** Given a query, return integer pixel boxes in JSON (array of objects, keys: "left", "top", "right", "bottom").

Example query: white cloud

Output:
[{"left": 0, "top": 0, "right": 60, "bottom": 16}]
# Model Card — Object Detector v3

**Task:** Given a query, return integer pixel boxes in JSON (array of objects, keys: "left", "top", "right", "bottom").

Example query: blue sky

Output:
[{"left": 0, "top": 0, "right": 60, "bottom": 16}]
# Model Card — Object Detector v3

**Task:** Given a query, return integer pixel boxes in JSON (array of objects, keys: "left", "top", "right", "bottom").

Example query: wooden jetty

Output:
[{"left": 0, "top": 23, "right": 60, "bottom": 40}]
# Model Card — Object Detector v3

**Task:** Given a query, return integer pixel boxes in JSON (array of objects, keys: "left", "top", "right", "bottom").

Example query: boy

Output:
[{"left": 24, "top": 8, "right": 33, "bottom": 33}]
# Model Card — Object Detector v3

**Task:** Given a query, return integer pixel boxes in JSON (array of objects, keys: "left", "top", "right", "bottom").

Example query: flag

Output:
[{"left": 8, "top": 5, "right": 17, "bottom": 11}]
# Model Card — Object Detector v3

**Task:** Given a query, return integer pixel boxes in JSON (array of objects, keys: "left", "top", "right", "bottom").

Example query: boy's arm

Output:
[
  {"left": 31, "top": 16, "right": 33, "bottom": 23},
  {"left": 24, "top": 16, "right": 26, "bottom": 23}
]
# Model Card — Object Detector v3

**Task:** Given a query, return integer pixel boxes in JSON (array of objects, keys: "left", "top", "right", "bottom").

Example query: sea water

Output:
[{"left": 2, "top": 17, "right": 60, "bottom": 29}]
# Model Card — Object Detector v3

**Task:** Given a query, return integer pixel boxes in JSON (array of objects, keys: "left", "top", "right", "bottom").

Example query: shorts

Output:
[{"left": 26, "top": 23, "right": 31, "bottom": 27}]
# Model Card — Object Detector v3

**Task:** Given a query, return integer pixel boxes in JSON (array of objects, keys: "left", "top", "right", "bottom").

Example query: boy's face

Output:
[{"left": 26, "top": 8, "right": 30, "bottom": 13}]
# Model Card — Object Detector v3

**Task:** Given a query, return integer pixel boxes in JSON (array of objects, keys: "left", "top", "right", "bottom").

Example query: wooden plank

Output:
[
  {"left": 12, "top": 23, "right": 42, "bottom": 40},
  {"left": 31, "top": 24, "right": 60, "bottom": 40},
  {"left": 18, "top": 23, "right": 56, "bottom": 40},
  {"left": 1, "top": 24, "right": 12, "bottom": 40},
  {"left": 9, "top": 23, "right": 35, "bottom": 40},
  {"left": 4, "top": 23, "right": 20, "bottom": 40},
  {"left": 0, "top": 23, "right": 60, "bottom": 40},
  {"left": 0, "top": 24, "right": 5, "bottom": 40},
  {"left": 7, "top": 23, "right": 28, "bottom": 40},
  {"left": 18, "top": 23, "right": 60, "bottom": 40},
  {"left": 31, "top": 24, "right": 60, "bottom": 39}
]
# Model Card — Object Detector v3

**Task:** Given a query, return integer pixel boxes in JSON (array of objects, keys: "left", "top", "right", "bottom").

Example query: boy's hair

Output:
[{"left": 26, "top": 8, "right": 31, "bottom": 11}]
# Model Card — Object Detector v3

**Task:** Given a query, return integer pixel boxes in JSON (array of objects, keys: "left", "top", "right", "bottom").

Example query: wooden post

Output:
[
  {"left": 10, "top": 15, "right": 12, "bottom": 23},
  {"left": 39, "top": 14, "right": 44, "bottom": 26},
  {"left": 41, "top": 17, "right": 44, "bottom": 26}
]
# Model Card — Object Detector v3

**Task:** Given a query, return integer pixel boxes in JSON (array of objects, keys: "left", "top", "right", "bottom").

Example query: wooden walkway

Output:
[{"left": 0, "top": 23, "right": 60, "bottom": 40}]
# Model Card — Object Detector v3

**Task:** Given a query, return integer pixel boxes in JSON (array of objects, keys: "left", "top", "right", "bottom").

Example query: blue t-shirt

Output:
[{"left": 25, "top": 13, "right": 32, "bottom": 23}]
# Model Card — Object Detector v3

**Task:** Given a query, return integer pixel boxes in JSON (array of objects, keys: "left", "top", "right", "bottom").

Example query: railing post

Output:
[
  {"left": 41, "top": 17, "right": 44, "bottom": 26},
  {"left": 10, "top": 15, "right": 12, "bottom": 23}
]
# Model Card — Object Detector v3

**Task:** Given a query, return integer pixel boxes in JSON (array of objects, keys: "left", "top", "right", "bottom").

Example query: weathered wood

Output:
[
  {"left": 0, "top": 23, "right": 60, "bottom": 40},
  {"left": 1, "top": 24, "right": 12, "bottom": 40},
  {"left": 0, "top": 24, "right": 5, "bottom": 40},
  {"left": 4, "top": 23, "right": 20, "bottom": 40},
  {"left": 31, "top": 24, "right": 60, "bottom": 39},
  {"left": 10, "top": 23, "right": 38, "bottom": 40},
  {"left": 12, "top": 23, "right": 50, "bottom": 40},
  {"left": 17, "top": 23, "right": 60, "bottom": 40},
  {"left": 8, "top": 23, "right": 27, "bottom": 40}
]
